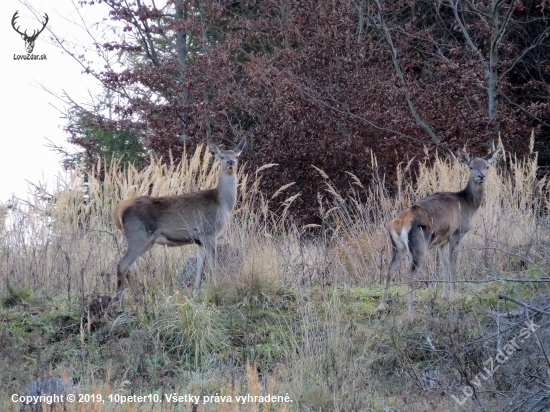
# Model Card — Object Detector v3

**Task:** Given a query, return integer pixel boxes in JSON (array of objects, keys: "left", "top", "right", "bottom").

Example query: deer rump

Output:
[{"left": 389, "top": 192, "right": 471, "bottom": 255}]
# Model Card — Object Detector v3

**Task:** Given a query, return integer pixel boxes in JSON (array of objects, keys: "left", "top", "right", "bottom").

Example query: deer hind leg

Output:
[
  {"left": 116, "top": 227, "right": 153, "bottom": 303},
  {"left": 378, "top": 238, "right": 407, "bottom": 311},
  {"left": 408, "top": 226, "right": 429, "bottom": 315}
]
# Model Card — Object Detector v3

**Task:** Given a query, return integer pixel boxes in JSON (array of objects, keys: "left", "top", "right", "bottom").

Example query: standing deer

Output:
[
  {"left": 112, "top": 138, "right": 246, "bottom": 299},
  {"left": 378, "top": 147, "right": 500, "bottom": 315}
]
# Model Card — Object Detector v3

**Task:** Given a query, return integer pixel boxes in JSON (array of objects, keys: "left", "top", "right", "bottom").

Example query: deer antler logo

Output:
[{"left": 11, "top": 11, "right": 49, "bottom": 54}]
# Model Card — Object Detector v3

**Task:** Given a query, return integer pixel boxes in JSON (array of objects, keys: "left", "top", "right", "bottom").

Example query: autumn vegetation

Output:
[
  {"left": 2, "top": 0, "right": 550, "bottom": 411},
  {"left": 51, "top": 0, "right": 550, "bottom": 221},
  {"left": 1, "top": 144, "right": 550, "bottom": 411}
]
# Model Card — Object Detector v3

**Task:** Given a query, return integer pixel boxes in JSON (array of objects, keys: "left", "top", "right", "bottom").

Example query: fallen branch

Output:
[{"left": 497, "top": 293, "right": 550, "bottom": 316}]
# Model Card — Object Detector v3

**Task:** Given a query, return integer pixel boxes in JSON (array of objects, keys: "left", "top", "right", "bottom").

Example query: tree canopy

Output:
[{"left": 58, "top": 0, "right": 550, "bottom": 221}]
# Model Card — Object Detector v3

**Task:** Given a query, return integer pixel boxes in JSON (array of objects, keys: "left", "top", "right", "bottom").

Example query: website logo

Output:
[{"left": 11, "top": 11, "right": 48, "bottom": 60}]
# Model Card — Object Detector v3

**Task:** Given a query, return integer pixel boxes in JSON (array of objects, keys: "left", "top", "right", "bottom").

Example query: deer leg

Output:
[
  {"left": 194, "top": 246, "right": 206, "bottom": 295},
  {"left": 378, "top": 239, "right": 406, "bottom": 311},
  {"left": 116, "top": 240, "right": 151, "bottom": 303},
  {"left": 204, "top": 238, "right": 218, "bottom": 283},
  {"left": 116, "top": 221, "right": 153, "bottom": 303},
  {"left": 409, "top": 254, "right": 426, "bottom": 315},
  {"left": 193, "top": 239, "right": 217, "bottom": 294},
  {"left": 447, "top": 234, "right": 461, "bottom": 302},
  {"left": 125, "top": 271, "right": 141, "bottom": 303},
  {"left": 408, "top": 227, "right": 428, "bottom": 315},
  {"left": 438, "top": 244, "right": 450, "bottom": 299}
]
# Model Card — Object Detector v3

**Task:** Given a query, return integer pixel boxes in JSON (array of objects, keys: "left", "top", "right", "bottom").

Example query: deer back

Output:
[
  {"left": 113, "top": 189, "right": 223, "bottom": 239},
  {"left": 414, "top": 191, "right": 474, "bottom": 247}
]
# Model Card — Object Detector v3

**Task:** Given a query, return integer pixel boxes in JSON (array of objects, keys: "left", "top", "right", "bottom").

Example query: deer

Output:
[
  {"left": 11, "top": 11, "right": 49, "bottom": 54},
  {"left": 112, "top": 138, "right": 246, "bottom": 300},
  {"left": 378, "top": 147, "right": 500, "bottom": 315}
]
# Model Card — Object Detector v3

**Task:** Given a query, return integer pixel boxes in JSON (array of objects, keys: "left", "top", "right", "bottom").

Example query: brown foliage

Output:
[{"left": 65, "top": 0, "right": 549, "bottom": 221}]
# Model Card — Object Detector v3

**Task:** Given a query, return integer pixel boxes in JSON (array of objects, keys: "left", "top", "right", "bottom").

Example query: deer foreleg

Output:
[
  {"left": 193, "top": 240, "right": 218, "bottom": 294},
  {"left": 447, "top": 234, "right": 461, "bottom": 302},
  {"left": 204, "top": 239, "right": 218, "bottom": 283},
  {"left": 194, "top": 246, "right": 205, "bottom": 295},
  {"left": 438, "top": 244, "right": 450, "bottom": 299}
]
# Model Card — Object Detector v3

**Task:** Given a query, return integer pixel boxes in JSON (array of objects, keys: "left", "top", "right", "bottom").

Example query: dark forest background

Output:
[{"left": 58, "top": 0, "right": 550, "bottom": 221}]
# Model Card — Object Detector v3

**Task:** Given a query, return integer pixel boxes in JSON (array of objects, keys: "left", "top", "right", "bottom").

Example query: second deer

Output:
[
  {"left": 378, "top": 147, "right": 500, "bottom": 315},
  {"left": 112, "top": 138, "right": 246, "bottom": 299}
]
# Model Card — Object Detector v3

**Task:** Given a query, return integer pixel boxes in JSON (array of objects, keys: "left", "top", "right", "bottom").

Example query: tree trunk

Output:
[{"left": 175, "top": 0, "right": 189, "bottom": 138}]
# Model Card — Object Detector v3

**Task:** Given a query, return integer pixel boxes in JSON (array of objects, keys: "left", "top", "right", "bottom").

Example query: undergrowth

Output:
[{"left": 1, "top": 140, "right": 550, "bottom": 411}]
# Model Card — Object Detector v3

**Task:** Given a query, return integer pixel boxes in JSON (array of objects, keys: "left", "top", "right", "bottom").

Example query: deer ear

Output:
[
  {"left": 484, "top": 147, "right": 501, "bottom": 164},
  {"left": 207, "top": 140, "right": 221, "bottom": 157},
  {"left": 457, "top": 149, "right": 470, "bottom": 165},
  {"left": 233, "top": 137, "right": 246, "bottom": 155}
]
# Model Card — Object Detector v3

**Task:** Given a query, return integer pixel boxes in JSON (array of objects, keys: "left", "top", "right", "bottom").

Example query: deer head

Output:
[{"left": 12, "top": 11, "right": 49, "bottom": 54}]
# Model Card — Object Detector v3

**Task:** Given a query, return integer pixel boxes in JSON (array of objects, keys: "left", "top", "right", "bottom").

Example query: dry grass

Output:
[
  {"left": 1, "top": 139, "right": 550, "bottom": 411},
  {"left": 326, "top": 140, "right": 549, "bottom": 289}
]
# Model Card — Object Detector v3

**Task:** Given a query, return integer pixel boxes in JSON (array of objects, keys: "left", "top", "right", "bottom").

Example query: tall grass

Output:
[
  {"left": 0, "top": 144, "right": 289, "bottom": 302},
  {"left": 1, "top": 140, "right": 548, "bottom": 411},
  {"left": 325, "top": 141, "right": 549, "bottom": 287}
]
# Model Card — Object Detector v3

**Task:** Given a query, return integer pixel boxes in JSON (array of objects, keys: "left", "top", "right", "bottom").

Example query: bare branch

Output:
[
  {"left": 498, "top": 293, "right": 550, "bottom": 316},
  {"left": 295, "top": 83, "right": 430, "bottom": 144},
  {"left": 463, "top": 0, "right": 492, "bottom": 19},
  {"left": 135, "top": 0, "right": 160, "bottom": 66},
  {"left": 498, "top": 90, "right": 550, "bottom": 128},
  {"left": 446, "top": 0, "right": 485, "bottom": 63},
  {"left": 500, "top": 24, "right": 550, "bottom": 79},
  {"left": 370, "top": 0, "right": 440, "bottom": 144},
  {"left": 494, "top": 0, "right": 515, "bottom": 47},
  {"left": 533, "top": 329, "right": 550, "bottom": 371}
]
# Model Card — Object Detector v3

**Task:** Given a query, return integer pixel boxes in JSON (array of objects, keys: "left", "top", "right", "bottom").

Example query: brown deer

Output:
[
  {"left": 112, "top": 138, "right": 245, "bottom": 299},
  {"left": 378, "top": 147, "right": 500, "bottom": 315}
]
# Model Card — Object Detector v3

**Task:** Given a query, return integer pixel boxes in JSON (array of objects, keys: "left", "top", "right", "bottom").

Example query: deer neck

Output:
[
  {"left": 459, "top": 178, "right": 485, "bottom": 213},
  {"left": 216, "top": 171, "right": 238, "bottom": 211}
]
